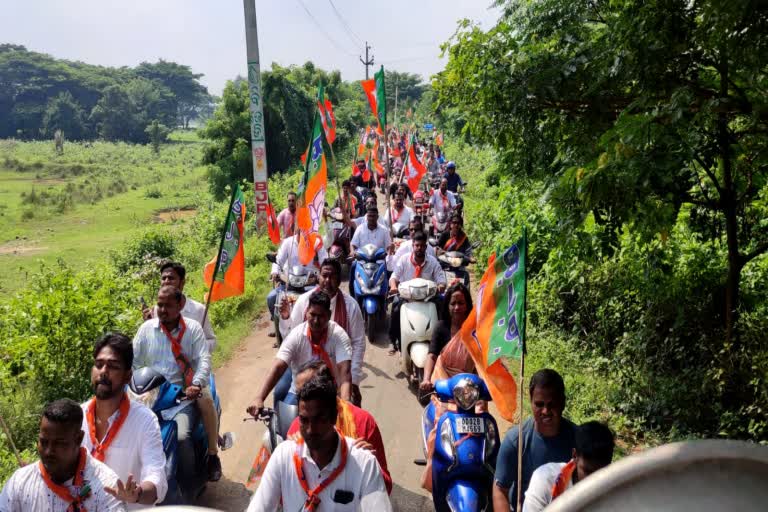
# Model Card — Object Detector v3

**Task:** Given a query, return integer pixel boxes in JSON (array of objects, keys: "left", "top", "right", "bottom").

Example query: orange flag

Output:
[
  {"left": 265, "top": 197, "right": 280, "bottom": 245},
  {"left": 457, "top": 250, "right": 520, "bottom": 421},
  {"left": 203, "top": 185, "right": 246, "bottom": 302},
  {"left": 296, "top": 109, "right": 328, "bottom": 265}
]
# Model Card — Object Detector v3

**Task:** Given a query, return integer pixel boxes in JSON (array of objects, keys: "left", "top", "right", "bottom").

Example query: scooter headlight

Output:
[
  {"left": 439, "top": 419, "right": 456, "bottom": 461},
  {"left": 452, "top": 378, "right": 480, "bottom": 411},
  {"left": 484, "top": 419, "right": 498, "bottom": 462}
]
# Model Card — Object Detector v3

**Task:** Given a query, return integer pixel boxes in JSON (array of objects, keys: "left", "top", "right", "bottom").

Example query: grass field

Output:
[{"left": 0, "top": 132, "right": 209, "bottom": 292}]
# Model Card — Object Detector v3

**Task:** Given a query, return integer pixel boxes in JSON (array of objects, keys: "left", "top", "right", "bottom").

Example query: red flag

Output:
[
  {"left": 404, "top": 143, "right": 427, "bottom": 193},
  {"left": 324, "top": 99, "right": 337, "bottom": 142},
  {"left": 317, "top": 86, "right": 337, "bottom": 145},
  {"left": 266, "top": 198, "right": 280, "bottom": 245}
]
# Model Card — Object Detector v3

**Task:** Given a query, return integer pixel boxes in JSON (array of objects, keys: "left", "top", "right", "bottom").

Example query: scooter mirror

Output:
[{"left": 265, "top": 253, "right": 277, "bottom": 264}]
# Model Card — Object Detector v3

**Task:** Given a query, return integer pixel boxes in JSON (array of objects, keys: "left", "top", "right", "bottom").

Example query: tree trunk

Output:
[{"left": 718, "top": 52, "right": 740, "bottom": 350}]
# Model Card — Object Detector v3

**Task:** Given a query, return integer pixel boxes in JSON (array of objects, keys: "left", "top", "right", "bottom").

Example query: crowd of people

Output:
[{"left": 0, "top": 130, "right": 615, "bottom": 512}]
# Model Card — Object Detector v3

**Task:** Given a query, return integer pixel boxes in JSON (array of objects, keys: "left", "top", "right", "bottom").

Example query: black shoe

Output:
[
  {"left": 207, "top": 454, "right": 222, "bottom": 482},
  {"left": 267, "top": 330, "right": 276, "bottom": 338}
]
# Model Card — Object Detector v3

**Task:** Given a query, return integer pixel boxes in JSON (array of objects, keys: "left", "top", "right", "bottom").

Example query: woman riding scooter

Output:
[
  {"left": 419, "top": 283, "right": 479, "bottom": 491},
  {"left": 436, "top": 215, "right": 473, "bottom": 257}
]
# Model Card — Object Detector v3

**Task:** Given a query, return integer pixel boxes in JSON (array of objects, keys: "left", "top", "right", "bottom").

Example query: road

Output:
[
  {"left": 197, "top": 313, "right": 435, "bottom": 511},
  {"left": 197, "top": 188, "right": 511, "bottom": 511}
]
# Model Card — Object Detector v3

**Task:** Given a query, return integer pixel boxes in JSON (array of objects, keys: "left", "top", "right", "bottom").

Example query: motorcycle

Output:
[
  {"left": 421, "top": 373, "right": 500, "bottom": 512},
  {"left": 431, "top": 211, "right": 450, "bottom": 239},
  {"left": 437, "top": 250, "right": 475, "bottom": 288},
  {"left": 324, "top": 207, "right": 352, "bottom": 263},
  {"left": 398, "top": 277, "right": 438, "bottom": 399},
  {"left": 266, "top": 253, "right": 318, "bottom": 345},
  {"left": 352, "top": 243, "right": 389, "bottom": 343},
  {"left": 129, "top": 368, "right": 230, "bottom": 504}
]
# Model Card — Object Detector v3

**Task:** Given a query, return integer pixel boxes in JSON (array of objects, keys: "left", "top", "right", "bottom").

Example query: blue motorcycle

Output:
[
  {"left": 352, "top": 243, "right": 388, "bottom": 342},
  {"left": 421, "top": 373, "right": 500, "bottom": 511},
  {"left": 129, "top": 367, "right": 224, "bottom": 504}
]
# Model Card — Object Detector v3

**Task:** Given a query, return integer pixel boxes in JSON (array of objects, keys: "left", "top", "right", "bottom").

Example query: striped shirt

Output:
[{"left": 132, "top": 317, "right": 211, "bottom": 388}]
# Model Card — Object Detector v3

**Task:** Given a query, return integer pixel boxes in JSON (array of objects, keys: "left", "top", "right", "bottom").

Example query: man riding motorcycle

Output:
[
  {"left": 388, "top": 231, "right": 446, "bottom": 355},
  {"left": 278, "top": 259, "right": 366, "bottom": 406},
  {"left": 132, "top": 286, "right": 217, "bottom": 497},
  {"left": 444, "top": 161, "right": 465, "bottom": 194},
  {"left": 429, "top": 178, "right": 457, "bottom": 218},
  {"left": 350, "top": 207, "right": 394, "bottom": 297},
  {"left": 383, "top": 191, "right": 414, "bottom": 231}
]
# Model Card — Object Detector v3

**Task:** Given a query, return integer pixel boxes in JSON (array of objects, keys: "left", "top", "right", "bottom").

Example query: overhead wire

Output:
[
  {"left": 295, "top": 0, "right": 357, "bottom": 57},
  {"left": 327, "top": 0, "right": 365, "bottom": 49}
]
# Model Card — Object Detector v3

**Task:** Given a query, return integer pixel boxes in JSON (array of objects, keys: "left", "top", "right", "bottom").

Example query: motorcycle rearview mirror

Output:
[
  {"left": 265, "top": 252, "right": 277, "bottom": 263},
  {"left": 428, "top": 237, "right": 438, "bottom": 247}
]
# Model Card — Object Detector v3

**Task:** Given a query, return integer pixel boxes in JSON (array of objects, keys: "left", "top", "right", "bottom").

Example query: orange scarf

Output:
[
  {"left": 86, "top": 393, "right": 130, "bottom": 462},
  {"left": 39, "top": 447, "right": 91, "bottom": 512},
  {"left": 551, "top": 459, "right": 577, "bottom": 500},
  {"left": 307, "top": 325, "right": 335, "bottom": 378},
  {"left": 410, "top": 254, "right": 426, "bottom": 278},
  {"left": 160, "top": 317, "right": 194, "bottom": 387},
  {"left": 444, "top": 233, "right": 467, "bottom": 252},
  {"left": 336, "top": 398, "right": 357, "bottom": 439},
  {"left": 292, "top": 429, "right": 348, "bottom": 511}
]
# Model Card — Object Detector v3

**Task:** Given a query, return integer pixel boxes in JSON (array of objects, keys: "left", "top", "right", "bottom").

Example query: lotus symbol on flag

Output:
[
  {"left": 307, "top": 188, "right": 325, "bottom": 233},
  {"left": 408, "top": 163, "right": 418, "bottom": 179}
]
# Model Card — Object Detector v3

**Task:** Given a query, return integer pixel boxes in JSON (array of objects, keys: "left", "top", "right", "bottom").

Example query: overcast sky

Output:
[{"left": 3, "top": 0, "right": 500, "bottom": 95}]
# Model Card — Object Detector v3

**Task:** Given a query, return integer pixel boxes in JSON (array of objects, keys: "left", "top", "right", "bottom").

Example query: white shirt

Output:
[
  {"left": 351, "top": 223, "right": 391, "bottom": 251},
  {"left": 0, "top": 452, "right": 125, "bottom": 512},
  {"left": 391, "top": 254, "right": 446, "bottom": 286},
  {"left": 247, "top": 435, "right": 392, "bottom": 512},
  {"left": 279, "top": 289, "right": 366, "bottom": 385},
  {"left": 523, "top": 462, "right": 571, "bottom": 512},
  {"left": 271, "top": 235, "right": 329, "bottom": 275},
  {"left": 132, "top": 317, "right": 211, "bottom": 388},
  {"left": 387, "top": 239, "right": 436, "bottom": 271},
  {"left": 353, "top": 217, "right": 387, "bottom": 230},
  {"left": 429, "top": 189, "right": 456, "bottom": 215},
  {"left": 276, "top": 321, "right": 353, "bottom": 394},
  {"left": 80, "top": 399, "right": 168, "bottom": 509},
  {"left": 153, "top": 295, "right": 216, "bottom": 352},
  {"left": 382, "top": 205, "right": 414, "bottom": 230}
]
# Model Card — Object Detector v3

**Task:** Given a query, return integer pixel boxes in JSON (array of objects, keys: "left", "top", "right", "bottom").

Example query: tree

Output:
[
  {"left": 437, "top": 1, "right": 768, "bottom": 349},
  {"left": 136, "top": 60, "right": 211, "bottom": 128},
  {"left": 41, "top": 91, "right": 86, "bottom": 140},
  {"left": 145, "top": 120, "right": 170, "bottom": 154}
]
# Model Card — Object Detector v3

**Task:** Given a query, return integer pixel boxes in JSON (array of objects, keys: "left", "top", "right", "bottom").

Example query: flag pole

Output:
[
  {"left": 383, "top": 129, "right": 395, "bottom": 241},
  {"left": 202, "top": 185, "right": 239, "bottom": 326},
  {"left": 516, "top": 226, "right": 528, "bottom": 512},
  {"left": 0, "top": 410, "right": 23, "bottom": 467}
]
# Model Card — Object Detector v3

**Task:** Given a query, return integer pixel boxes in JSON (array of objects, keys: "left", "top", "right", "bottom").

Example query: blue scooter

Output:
[
  {"left": 352, "top": 243, "right": 388, "bottom": 343},
  {"left": 421, "top": 373, "right": 500, "bottom": 511},
  {"left": 129, "top": 367, "right": 224, "bottom": 504}
]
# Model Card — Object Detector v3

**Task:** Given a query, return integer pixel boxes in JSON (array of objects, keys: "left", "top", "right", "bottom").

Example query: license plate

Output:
[{"left": 455, "top": 417, "right": 485, "bottom": 434}]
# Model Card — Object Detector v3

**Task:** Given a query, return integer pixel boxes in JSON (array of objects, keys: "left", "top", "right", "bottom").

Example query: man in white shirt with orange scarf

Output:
[
  {"left": 278, "top": 259, "right": 365, "bottom": 406},
  {"left": 82, "top": 332, "right": 167, "bottom": 508}
]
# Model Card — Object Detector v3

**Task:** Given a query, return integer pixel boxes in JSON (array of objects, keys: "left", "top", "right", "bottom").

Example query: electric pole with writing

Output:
[{"left": 359, "top": 41, "right": 374, "bottom": 80}]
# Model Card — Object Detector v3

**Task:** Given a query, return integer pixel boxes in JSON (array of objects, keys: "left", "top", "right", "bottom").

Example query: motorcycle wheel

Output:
[{"left": 366, "top": 312, "right": 376, "bottom": 344}]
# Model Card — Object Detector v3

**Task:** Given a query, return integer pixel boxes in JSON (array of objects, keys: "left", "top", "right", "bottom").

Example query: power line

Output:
[
  {"left": 327, "top": 0, "right": 365, "bottom": 49},
  {"left": 295, "top": 0, "right": 357, "bottom": 57}
]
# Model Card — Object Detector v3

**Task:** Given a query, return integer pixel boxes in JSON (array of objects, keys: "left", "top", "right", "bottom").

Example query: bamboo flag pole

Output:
[
  {"left": 202, "top": 185, "right": 238, "bottom": 326},
  {"left": 0, "top": 410, "right": 23, "bottom": 467},
  {"left": 516, "top": 226, "right": 529, "bottom": 512}
]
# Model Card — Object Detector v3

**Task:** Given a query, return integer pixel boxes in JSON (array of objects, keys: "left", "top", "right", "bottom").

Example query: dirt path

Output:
[{"left": 196, "top": 313, "right": 434, "bottom": 511}]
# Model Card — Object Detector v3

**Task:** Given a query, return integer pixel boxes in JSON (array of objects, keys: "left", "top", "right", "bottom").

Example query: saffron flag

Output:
[
  {"left": 458, "top": 231, "right": 527, "bottom": 421},
  {"left": 245, "top": 444, "right": 270, "bottom": 490},
  {"left": 317, "top": 83, "right": 337, "bottom": 144},
  {"left": 265, "top": 196, "right": 280, "bottom": 245},
  {"left": 296, "top": 107, "right": 328, "bottom": 265},
  {"left": 404, "top": 141, "right": 427, "bottom": 193},
  {"left": 363, "top": 152, "right": 372, "bottom": 183},
  {"left": 203, "top": 184, "right": 246, "bottom": 302},
  {"left": 361, "top": 66, "right": 387, "bottom": 135},
  {"left": 435, "top": 132, "right": 444, "bottom": 146}
]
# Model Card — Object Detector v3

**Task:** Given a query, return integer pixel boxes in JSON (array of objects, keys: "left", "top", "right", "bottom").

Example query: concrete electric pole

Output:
[{"left": 359, "top": 41, "right": 374, "bottom": 80}]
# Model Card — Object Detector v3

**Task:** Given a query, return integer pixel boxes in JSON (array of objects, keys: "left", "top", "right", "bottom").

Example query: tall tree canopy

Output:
[{"left": 0, "top": 45, "right": 212, "bottom": 140}]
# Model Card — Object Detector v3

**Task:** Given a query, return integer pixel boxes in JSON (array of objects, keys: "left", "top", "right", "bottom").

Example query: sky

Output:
[{"left": 2, "top": 0, "right": 501, "bottom": 95}]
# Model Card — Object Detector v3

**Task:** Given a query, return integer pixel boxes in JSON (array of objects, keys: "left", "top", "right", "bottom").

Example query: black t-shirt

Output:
[{"left": 429, "top": 321, "right": 452, "bottom": 356}]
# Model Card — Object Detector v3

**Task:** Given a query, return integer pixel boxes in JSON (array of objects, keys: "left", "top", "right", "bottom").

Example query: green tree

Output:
[
  {"left": 136, "top": 60, "right": 212, "bottom": 128},
  {"left": 145, "top": 120, "right": 171, "bottom": 154},
  {"left": 41, "top": 91, "right": 86, "bottom": 140}
]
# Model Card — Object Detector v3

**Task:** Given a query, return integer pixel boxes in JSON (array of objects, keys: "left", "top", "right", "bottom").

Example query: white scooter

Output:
[{"left": 398, "top": 278, "right": 438, "bottom": 401}]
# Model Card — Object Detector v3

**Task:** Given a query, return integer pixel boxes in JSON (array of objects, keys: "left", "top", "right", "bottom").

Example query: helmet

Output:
[{"left": 446, "top": 161, "right": 456, "bottom": 170}]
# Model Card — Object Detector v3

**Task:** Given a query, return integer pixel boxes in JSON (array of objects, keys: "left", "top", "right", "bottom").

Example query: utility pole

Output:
[
  {"left": 359, "top": 41, "right": 374, "bottom": 80},
  {"left": 243, "top": 0, "right": 268, "bottom": 229},
  {"left": 394, "top": 84, "right": 398, "bottom": 128}
]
